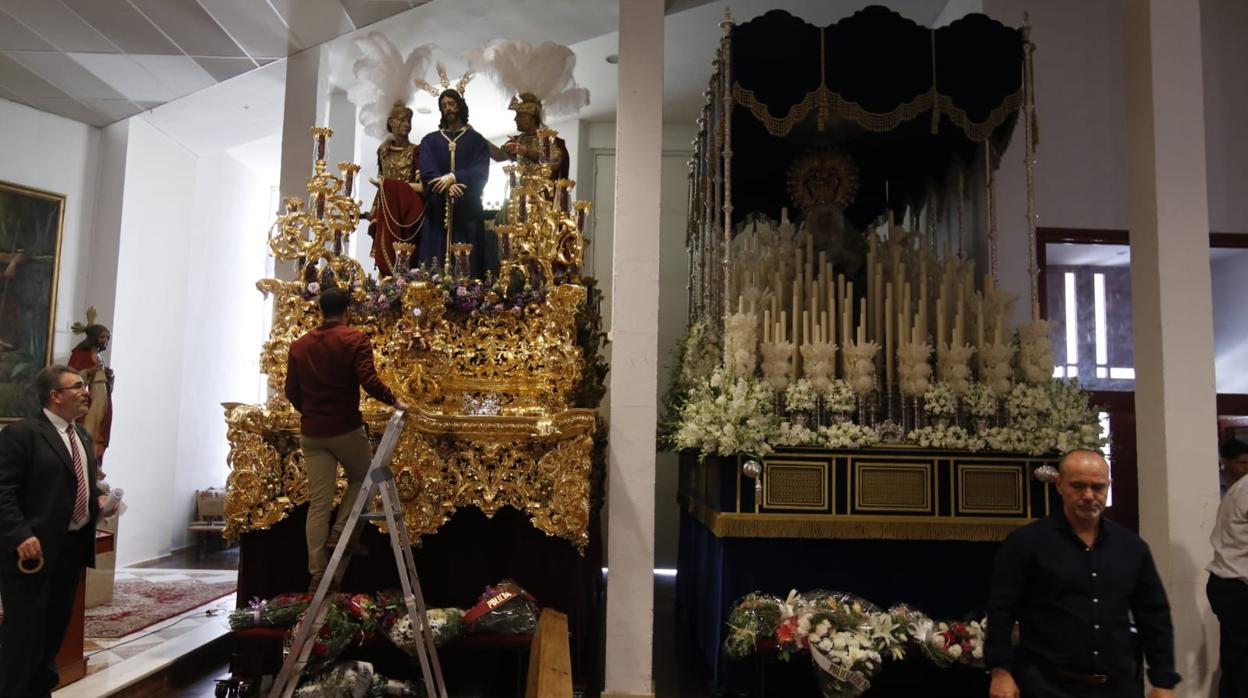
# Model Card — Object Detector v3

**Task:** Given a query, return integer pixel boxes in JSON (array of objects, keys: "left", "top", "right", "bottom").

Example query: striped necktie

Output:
[{"left": 66, "top": 425, "right": 89, "bottom": 526}]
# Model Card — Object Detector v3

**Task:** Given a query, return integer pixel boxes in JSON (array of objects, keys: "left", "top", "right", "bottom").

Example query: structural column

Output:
[
  {"left": 276, "top": 45, "right": 329, "bottom": 279},
  {"left": 1124, "top": 1, "right": 1219, "bottom": 693},
  {"left": 604, "top": 0, "right": 664, "bottom": 695}
]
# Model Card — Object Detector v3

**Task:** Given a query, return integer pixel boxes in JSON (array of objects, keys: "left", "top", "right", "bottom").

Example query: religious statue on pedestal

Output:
[
  {"left": 68, "top": 317, "right": 112, "bottom": 468},
  {"left": 416, "top": 71, "right": 496, "bottom": 279},
  {"left": 346, "top": 33, "right": 433, "bottom": 276}
]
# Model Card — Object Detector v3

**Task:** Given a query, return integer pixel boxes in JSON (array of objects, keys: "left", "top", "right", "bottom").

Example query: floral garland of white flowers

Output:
[
  {"left": 776, "top": 419, "right": 821, "bottom": 446},
  {"left": 963, "top": 381, "right": 998, "bottom": 419},
  {"left": 672, "top": 367, "right": 779, "bottom": 458},
  {"left": 820, "top": 422, "right": 880, "bottom": 449},
  {"left": 922, "top": 382, "right": 957, "bottom": 417},
  {"left": 907, "top": 425, "right": 980, "bottom": 450},
  {"left": 670, "top": 361, "right": 1104, "bottom": 458}
]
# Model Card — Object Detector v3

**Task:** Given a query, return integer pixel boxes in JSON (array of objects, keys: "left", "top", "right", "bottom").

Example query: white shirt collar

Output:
[{"left": 43, "top": 407, "right": 72, "bottom": 433}]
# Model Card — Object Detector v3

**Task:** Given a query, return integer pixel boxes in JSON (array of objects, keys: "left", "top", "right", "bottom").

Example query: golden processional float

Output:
[{"left": 221, "top": 125, "right": 604, "bottom": 552}]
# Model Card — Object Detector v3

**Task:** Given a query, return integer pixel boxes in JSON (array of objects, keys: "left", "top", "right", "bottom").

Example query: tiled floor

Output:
[
  {"left": 53, "top": 547, "right": 240, "bottom": 698},
  {"left": 80, "top": 569, "right": 237, "bottom": 677}
]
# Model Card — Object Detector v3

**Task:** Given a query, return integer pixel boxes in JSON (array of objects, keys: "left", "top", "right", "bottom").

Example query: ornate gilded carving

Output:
[{"left": 224, "top": 126, "right": 602, "bottom": 550}]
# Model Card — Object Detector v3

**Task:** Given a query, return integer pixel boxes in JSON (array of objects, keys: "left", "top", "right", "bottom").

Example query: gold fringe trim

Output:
[
  {"left": 732, "top": 82, "right": 1023, "bottom": 142},
  {"left": 684, "top": 495, "right": 1027, "bottom": 542}
]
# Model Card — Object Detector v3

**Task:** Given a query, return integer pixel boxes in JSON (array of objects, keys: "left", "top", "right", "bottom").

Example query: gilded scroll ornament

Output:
[{"left": 224, "top": 126, "right": 603, "bottom": 551}]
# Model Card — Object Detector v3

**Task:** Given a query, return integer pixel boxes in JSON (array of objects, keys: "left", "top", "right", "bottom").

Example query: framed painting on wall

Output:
[{"left": 0, "top": 180, "right": 64, "bottom": 423}]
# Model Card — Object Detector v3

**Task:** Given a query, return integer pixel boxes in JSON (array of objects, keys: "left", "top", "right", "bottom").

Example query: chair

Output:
[{"left": 188, "top": 487, "right": 228, "bottom": 558}]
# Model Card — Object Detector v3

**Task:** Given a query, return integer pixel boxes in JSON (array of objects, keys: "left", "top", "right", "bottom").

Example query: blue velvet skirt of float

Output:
[
  {"left": 417, "top": 192, "right": 498, "bottom": 280},
  {"left": 368, "top": 178, "right": 425, "bottom": 277}
]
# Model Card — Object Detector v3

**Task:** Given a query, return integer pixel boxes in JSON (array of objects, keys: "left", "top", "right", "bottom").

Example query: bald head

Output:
[{"left": 1055, "top": 449, "right": 1111, "bottom": 528}]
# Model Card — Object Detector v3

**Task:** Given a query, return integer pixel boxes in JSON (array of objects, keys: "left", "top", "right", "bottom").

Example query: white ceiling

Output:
[
  {"left": 0, "top": 0, "right": 432, "bottom": 127},
  {"left": 3, "top": 1, "right": 961, "bottom": 178}
]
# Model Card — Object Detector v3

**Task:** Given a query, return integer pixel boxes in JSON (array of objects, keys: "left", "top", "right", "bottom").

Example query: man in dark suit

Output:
[{"left": 0, "top": 365, "right": 111, "bottom": 697}]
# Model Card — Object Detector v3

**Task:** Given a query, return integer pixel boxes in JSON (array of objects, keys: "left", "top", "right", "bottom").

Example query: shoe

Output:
[
  {"left": 325, "top": 523, "right": 369, "bottom": 556},
  {"left": 308, "top": 570, "right": 325, "bottom": 593}
]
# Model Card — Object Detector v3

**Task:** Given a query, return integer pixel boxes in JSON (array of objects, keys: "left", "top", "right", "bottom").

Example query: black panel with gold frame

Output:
[
  {"left": 678, "top": 447, "right": 1057, "bottom": 542},
  {"left": 762, "top": 459, "right": 830, "bottom": 511}
]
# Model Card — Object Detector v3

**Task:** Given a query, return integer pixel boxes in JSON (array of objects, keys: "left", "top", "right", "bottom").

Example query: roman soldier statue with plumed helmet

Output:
[{"left": 347, "top": 33, "right": 433, "bottom": 276}]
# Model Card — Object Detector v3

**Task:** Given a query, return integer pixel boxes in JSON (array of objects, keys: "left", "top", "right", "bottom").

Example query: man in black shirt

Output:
[{"left": 986, "top": 449, "right": 1179, "bottom": 698}]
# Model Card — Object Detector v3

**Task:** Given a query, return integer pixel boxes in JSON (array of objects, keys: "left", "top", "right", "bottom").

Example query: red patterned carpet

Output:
[{"left": 84, "top": 576, "right": 236, "bottom": 638}]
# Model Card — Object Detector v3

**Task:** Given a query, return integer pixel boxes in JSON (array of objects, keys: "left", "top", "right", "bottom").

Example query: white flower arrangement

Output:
[
  {"left": 785, "top": 378, "right": 819, "bottom": 412},
  {"left": 963, "top": 382, "right": 998, "bottom": 419},
  {"left": 822, "top": 379, "right": 857, "bottom": 414},
  {"left": 907, "top": 425, "right": 982, "bottom": 451},
  {"left": 1006, "top": 382, "right": 1051, "bottom": 419},
  {"left": 923, "top": 382, "right": 957, "bottom": 417},
  {"left": 820, "top": 422, "right": 880, "bottom": 449},
  {"left": 677, "top": 321, "right": 721, "bottom": 389},
  {"left": 924, "top": 619, "right": 986, "bottom": 668},
  {"left": 673, "top": 366, "right": 779, "bottom": 458},
  {"left": 775, "top": 591, "right": 904, "bottom": 694},
  {"left": 775, "top": 419, "right": 821, "bottom": 447}
]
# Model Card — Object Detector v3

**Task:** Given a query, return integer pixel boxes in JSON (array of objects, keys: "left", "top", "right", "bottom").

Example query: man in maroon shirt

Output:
[{"left": 285, "top": 286, "right": 407, "bottom": 588}]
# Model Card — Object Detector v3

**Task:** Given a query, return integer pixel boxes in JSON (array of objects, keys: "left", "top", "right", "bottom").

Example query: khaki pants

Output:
[{"left": 301, "top": 426, "right": 373, "bottom": 574}]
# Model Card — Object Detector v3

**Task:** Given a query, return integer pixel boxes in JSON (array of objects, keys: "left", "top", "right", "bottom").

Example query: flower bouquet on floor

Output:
[
  {"left": 293, "top": 659, "right": 375, "bottom": 698},
  {"left": 924, "top": 619, "right": 986, "bottom": 667},
  {"left": 723, "top": 592, "right": 785, "bottom": 659},
  {"left": 285, "top": 599, "right": 364, "bottom": 674},
  {"left": 464, "top": 580, "right": 539, "bottom": 635},
  {"left": 229, "top": 592, "right": 313, "bottom": 629},
  {"left": 775, "top": 590, "right": 907, "bottom": 698},
  {"left": 341, "top": 593, "right": 384, "bottom": 639},
  {"left": 386, "top": 608, "right": 467, "bottom": 653},
  {"left": 374, "top": 589, "right": 467, "bottom": 651}
]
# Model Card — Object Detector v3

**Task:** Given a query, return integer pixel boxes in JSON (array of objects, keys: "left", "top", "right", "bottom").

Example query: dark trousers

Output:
[
  {"left": 1208, "top": 573, "right": 1248, "bottom": 698},
  {"left": 1017, "top": 663, "right": 1144, "bottom": 698},
  {"left": 0, "top": 528, "right": 89, "bottom": 698}
]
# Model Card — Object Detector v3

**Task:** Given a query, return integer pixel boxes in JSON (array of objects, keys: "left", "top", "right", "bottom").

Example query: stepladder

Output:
[{"left": 267, "top": 410, "right": 448, "bottom": 698}]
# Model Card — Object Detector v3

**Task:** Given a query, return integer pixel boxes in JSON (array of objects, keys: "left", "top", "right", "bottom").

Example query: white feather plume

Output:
[
  {"left": 347, "top": 32, "right": 434, "bottom": 139},
  {"left": 469, "top": 40, "right": 590, "bottom": 117}
]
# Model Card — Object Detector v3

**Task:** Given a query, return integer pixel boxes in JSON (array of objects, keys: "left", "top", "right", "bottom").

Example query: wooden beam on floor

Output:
[{"left": 525, "top": 608, "right": 572, "bottom": 698}]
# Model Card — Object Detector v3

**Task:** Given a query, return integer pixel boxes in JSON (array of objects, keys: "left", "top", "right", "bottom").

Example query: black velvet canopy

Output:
[{"left": 725, "top": 6, "right": 1026, "bottom": 230}]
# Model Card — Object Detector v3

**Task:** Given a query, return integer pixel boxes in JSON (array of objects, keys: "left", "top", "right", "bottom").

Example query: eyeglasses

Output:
[{"left": 52, "top": 382, "right": 86, "bottom": 393}]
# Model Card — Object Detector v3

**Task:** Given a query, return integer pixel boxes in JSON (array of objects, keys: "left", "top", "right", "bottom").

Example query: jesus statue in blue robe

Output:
[{"left": 417, "top": 89, "right": 497, "bottom": 279}]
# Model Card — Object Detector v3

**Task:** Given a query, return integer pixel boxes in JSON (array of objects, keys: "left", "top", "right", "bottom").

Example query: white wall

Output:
[
  {"left": 1202, "top": 0, "right": 1248, "bottom": 233},
  {"left": 168, "top": 151, "right": 274, "bottom": 551},
  {"left": 106, "top": 117, "right": 197, "bottom": 566},
  {"left": 0, "top": 98, "right": 101, "bottom": 359},
  {"left": 984, "top": 0, "right": 1128, "bottom": 326}
]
